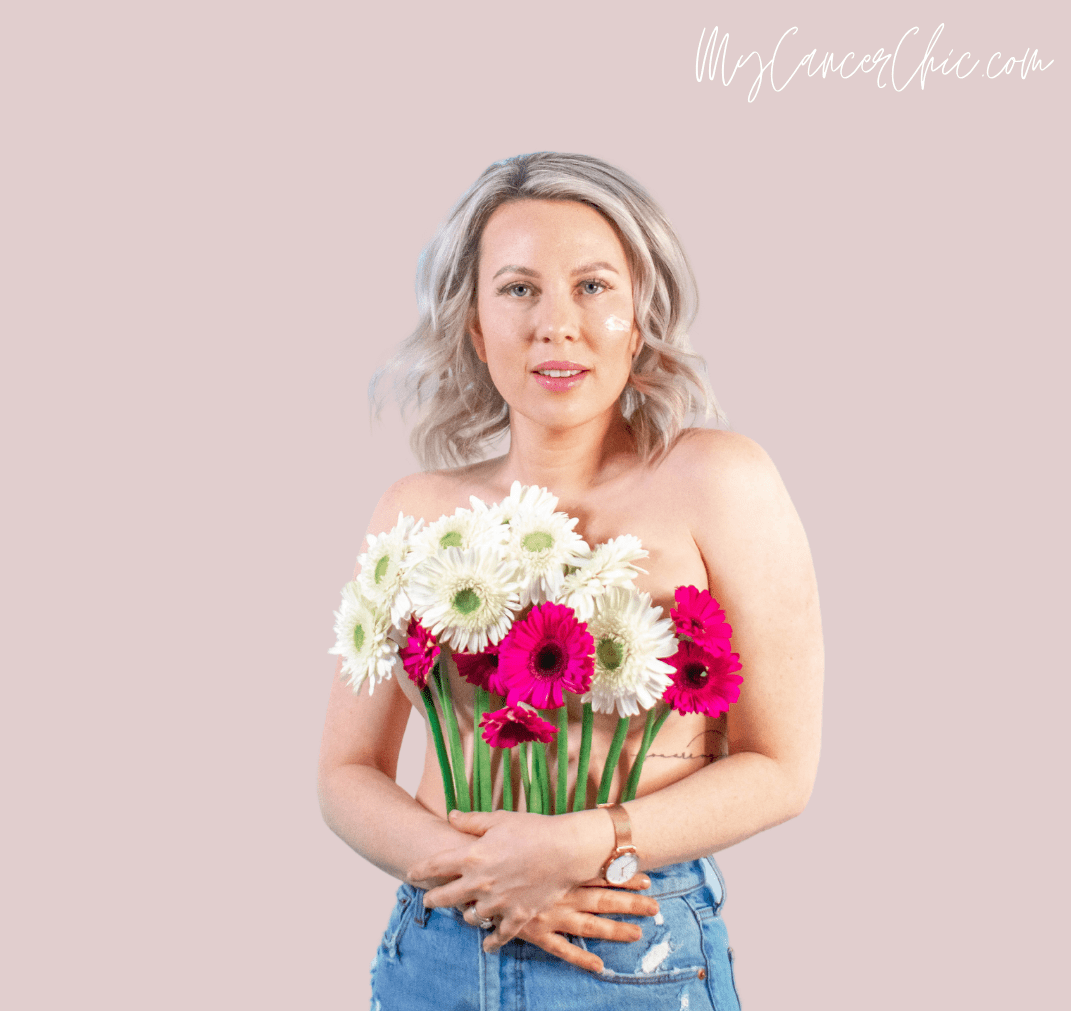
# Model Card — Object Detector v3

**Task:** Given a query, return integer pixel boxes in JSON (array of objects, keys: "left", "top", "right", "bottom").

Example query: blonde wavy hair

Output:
[{"left": 370, "top": 152, "right": 720, "bottom": 469}]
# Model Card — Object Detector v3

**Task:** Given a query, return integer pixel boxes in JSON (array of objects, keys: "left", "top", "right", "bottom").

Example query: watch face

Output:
[{"left": 606, "top": 853, "right": 639, "bottom": 885}]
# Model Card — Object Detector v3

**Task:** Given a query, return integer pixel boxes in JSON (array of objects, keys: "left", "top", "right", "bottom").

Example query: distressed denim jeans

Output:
[{"left": 370, "top": 856, "right": 742, "bottom": 1011}]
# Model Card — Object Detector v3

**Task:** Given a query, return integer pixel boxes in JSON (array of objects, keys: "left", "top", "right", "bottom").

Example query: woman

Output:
[{"left": 318, "top": 152, "right": 823, "bottom": 1010}]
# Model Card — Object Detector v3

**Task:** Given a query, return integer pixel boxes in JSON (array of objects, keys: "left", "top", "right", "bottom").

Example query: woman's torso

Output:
[{"left": 383, "top": 431, "right": 729, "bottom": 816}]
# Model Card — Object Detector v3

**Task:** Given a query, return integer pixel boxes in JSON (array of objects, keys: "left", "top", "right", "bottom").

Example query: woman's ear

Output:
[
  {"left": 629, "top": 322, "right": 643, "bottom": 361},
  {"left": 468, "top": 308, "right": 488, "bottom": 363}
]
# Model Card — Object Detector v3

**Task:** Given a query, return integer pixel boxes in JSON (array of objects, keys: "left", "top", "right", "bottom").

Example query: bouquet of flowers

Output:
[{"left": 329, "top": 483, "right": 743, "bottom": 814}]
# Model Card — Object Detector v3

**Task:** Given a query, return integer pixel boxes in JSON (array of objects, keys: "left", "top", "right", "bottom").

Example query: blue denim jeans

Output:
[{"left": 370, "top": 857, "right": 742, "bottom": 1010}]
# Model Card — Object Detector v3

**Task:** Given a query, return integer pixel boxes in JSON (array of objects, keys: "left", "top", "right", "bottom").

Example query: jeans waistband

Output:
[
  {"left": 408, "top": 855, "right": 725, "bottom": 928},
  {"left": 643, "top": 856, "right": 725, "bottom": 906}
]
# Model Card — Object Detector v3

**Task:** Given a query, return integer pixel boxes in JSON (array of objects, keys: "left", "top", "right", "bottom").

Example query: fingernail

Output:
[{"left": 639, "top": 877, "right": 651, "bottom": 888}]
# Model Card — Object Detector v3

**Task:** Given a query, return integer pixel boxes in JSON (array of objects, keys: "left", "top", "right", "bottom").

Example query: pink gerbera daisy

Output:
[
  {"left": 498, "top": 602, "right": 595, "bottom": 710},
  {"left": 480, "top": 705, "right": 557, "bottom": 748},
  {"left": 663, "top": 640, "right": 743, "bottom": 718},
  {"left": 453, "top": 643, "right": 508, "bottom": 696},
  {"left": 671, "top": 586, "right": 733, "bottom": 655},
  {"left": 399, "top": 616, "right": 440, "bottom": 690}
]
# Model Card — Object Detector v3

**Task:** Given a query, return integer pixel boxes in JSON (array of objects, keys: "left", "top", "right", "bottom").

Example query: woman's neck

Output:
[{"left": 496, "top": 408, "right": 636, "bottom": 499}]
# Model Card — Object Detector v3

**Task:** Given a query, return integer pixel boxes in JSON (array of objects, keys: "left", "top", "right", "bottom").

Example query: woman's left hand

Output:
[{"left": 407, "top": 808, "right": 612, "bottom": 951}]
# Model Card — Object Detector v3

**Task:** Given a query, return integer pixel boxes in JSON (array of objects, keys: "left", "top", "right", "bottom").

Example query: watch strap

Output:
[
  {"left": 597, "top": 802, "right": 634, "bottom": 852},
  {"left": 596, "top": 802, "right": 638, "bottom": 882}
]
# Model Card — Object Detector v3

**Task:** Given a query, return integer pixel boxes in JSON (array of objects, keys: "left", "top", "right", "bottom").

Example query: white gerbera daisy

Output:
[
  {"left": 583, "top": 587, "right": 678, "bottom": 717},
  {"left": 506, "top": 506, "right": 590, "bottom": 607},
  {"left": 407, "top": 545, "right": 522, "bottom": 653},
  {"left": 487, "top": 481, "right": 560, "bottom": 526},
  {"left": 559, "top": 535, "right": 650, "bottom": 621},
  {"left": 328, "top": 582, "right": 403, "bottom": 695},
  {"left": 357, "top": 512, "right": 422, "bottom": 628},
  {"left": 407, "top": 506, "right": 504, "bottom": 564}
]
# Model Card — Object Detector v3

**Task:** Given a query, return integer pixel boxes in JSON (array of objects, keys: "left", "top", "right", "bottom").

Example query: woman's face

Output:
[{"left": 469, "top": 199, "right": 642, "bottom": 434}]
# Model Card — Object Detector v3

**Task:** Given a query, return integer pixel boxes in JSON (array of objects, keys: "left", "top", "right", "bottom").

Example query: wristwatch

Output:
[{"left": 597, "top": 802, "right": 640, "bottom": 885}]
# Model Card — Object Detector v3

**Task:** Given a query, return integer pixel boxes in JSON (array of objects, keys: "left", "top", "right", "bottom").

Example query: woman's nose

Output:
[{"left": 536, "top": 289, "right": 579, "bottom": 343}]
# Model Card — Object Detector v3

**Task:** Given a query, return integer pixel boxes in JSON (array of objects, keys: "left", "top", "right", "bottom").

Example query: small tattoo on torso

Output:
[{"left": 643, "top": 728, "right": 727, "bottom": 764}]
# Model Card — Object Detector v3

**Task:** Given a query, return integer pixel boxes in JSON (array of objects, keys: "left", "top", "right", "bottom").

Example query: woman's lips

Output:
[{"left": 532, "top": 361, "right": 589, "bottom": 392}]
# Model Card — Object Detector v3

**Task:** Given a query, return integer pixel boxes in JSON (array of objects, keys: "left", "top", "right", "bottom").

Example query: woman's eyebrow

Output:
[
  {"left": 491, "top": 264, "right": 539, "bottom": 280},
  {"left": 491, "top": 261, "right": 620, "bottom": 281}
]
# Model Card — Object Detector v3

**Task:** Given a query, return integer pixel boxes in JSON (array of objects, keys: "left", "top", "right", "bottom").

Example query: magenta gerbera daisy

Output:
[
  {"left": 671, "top": 585, "right": 733, "bottom": 655},
  {"left": 453, "top": 643, "right": 508, "bottom": 696},
  {"left": 399, "top": 616, "right": 440, "bottom": 690},
  {"left": 663, "top": 640, "right": 743, "bottom": 718},
  {"left": 480, "top": 705, "right": 557, "bottom": 748},
  {"left": 498, "top": 602, "right": 595, "bottom": 710}
]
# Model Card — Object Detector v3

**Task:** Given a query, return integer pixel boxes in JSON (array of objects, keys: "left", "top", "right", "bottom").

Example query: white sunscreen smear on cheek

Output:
[{"left": 604, "top": 315, "right": 631, "bottom": 332}]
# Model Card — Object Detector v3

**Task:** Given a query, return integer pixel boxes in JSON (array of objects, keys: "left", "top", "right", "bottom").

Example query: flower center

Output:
[
  {"left": 522, "top": 531, "right": 554, "bottom": 552},
  {"left": 682, "top": 661, "right": 709, "bottom": 688},
  {"left": 532, "top": 642, "right": 565, "bottom": 679},
  {"left": 597, "top": 637, "right": 624, "bottom": 671},
  {"left": 440, "top": 531, "right": 463, "bottom": 549},
  {"left": 452, "top": 588, "right": 482, "bottom": 615},
  {"left": 374, "top": 555, "right": 390, "bottom": 585},
  {"left": 352, "top": 623, "right": 365, "bottom": 652}
]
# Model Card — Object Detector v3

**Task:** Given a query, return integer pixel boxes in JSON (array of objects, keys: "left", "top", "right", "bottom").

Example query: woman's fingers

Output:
[
  {"left": 405, "top": 873, "right": 457, "bottom": 891},
  {"left": 447, "top": 809, "right": 497, "bottom": 836},
  {"left": 515, "top": 928, "right": 605, "bottom": 975},
  {"left": 406, "top": 845, "right": 467, "bottom": 886},
  {"left": 573, "top": 886, "right": 659, "bottom": 918},
  {"left": 577, "top": 872, "right": 651, "bottom": 890},
  {"left": 422, "top": 877, "right": 479, "bottom": 910},
  {"left": 569, "top": 910, "right": 643, "bottom": 943}
]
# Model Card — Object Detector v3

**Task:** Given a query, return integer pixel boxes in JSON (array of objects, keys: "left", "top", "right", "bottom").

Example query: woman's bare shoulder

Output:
[
  {"left": 664, "top": 427, "right": 777, "bottom": 489},
  {"left": 366, "top": 459, "right": 503, "bottom": 535},
  {"left": 666, "top": 428, "right": 804, "bottom": 569}
]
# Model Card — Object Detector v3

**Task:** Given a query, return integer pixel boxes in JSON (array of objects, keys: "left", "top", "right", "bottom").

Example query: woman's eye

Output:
[
  {"left": 506, "top": 283, "right": 532, "bottom": 297},
  {"left": 581, "top": 280, "right": 606, "bottom": 294}
]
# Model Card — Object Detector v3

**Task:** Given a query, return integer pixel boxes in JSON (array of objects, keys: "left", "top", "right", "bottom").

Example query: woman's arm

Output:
[
  {"left": 317, "top": 480, "right": 659, "bottom": 971},
  {"left": 410, "top": 431, "right": 824, "bottom": 951},
  {"left": 318, "top": 665, "right": 471, "bottom": 880}
]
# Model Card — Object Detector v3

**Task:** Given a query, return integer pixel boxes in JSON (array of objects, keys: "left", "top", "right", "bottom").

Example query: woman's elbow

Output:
[{"left": 783, "top": 761, "right": 818, "bottom": 821}]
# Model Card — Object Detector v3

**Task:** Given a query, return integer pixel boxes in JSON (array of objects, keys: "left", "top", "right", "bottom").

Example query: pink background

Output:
[{"left": 3, "top": 1, "right": 1066, "bottom": 1008}]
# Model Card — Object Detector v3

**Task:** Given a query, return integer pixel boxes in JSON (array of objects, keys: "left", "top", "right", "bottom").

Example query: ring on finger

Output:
[{"left": 467, "top": 903, "right": 495, "bottom": 931}]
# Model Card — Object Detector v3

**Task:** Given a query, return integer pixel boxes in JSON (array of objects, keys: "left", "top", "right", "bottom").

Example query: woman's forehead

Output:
[{"left": 478, "top": 199, "right": 629, "bottom": 273}]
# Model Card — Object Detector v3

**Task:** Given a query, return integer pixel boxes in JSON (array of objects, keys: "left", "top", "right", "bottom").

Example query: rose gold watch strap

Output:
[{"left": 597, "top": 802, "right": 633, "bottom": 851}]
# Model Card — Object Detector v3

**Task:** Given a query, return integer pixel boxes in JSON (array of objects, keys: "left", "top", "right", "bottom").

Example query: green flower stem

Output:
[
  {"left": 622, "top": 708, "right": 656, "bottom": 804},
  {"left": 624, "top": 704, "right": 673, "bottom": 802},
  {"left": 475, "top": 686, "right": 493, "bottom": 812},
  {"left": 420, "top": 683, "right": 456, "bottom": 814},
  {"left": 555, "top": 706, "right": 568, "bottom": 815},
  {"left": 519, "top": 742, "right": 533, "bottom": 813},
  {"left": 596, "top": 716, "right": 630, "bottom": 806},
  {"left": 434, "top": 663, "right": 470, "bottom": 812},
  {"left": 534, "top": 741, "right": 552, "bottom": 815},
  {"left": 529, "top": 741, "right": 545, "bottom": 814},
  {"left": 572, "top": 702, "right": 594, "bottom": 812},
  {"left": 501, "top": 748, "right": 513, "bottom": 811},
  {"left": 471, "top": 688, "right": 483, "bottom": 810},
  {"left": 528, "top": 743, "right": 540, "bottom": 813},
  {"left": 472, "top": 730, "right": 481, "bottom": 811},
  {"left": 625, "top": 706, "right": 668, "bottom": 801}
]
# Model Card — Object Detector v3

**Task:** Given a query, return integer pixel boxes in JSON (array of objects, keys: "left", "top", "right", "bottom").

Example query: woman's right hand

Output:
[{"left": 462, "top": 876, "right": 659, "bottom": 975}]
